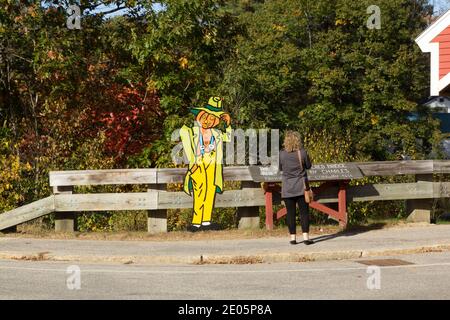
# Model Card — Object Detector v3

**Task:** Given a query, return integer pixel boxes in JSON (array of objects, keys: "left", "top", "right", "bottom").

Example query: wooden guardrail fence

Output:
[{"left": 0, "top": 160, "right": 448, "bottom": 233}]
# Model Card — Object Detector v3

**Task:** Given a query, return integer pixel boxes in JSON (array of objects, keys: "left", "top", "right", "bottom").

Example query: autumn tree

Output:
[{"left": 219, "top": 0, "right": 440, "bottom": 161}]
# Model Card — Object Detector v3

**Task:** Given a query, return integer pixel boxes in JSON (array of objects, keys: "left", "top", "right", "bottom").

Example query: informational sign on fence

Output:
[
  {"left": 249, "top": 163, "right": 363, "bottom": 182},
  {"left": 308, "top": 163, "right": 363, "bottom": 181}
]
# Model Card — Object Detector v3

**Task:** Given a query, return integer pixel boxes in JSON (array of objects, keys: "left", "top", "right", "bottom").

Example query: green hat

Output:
[{"left": 190, "top": 96, "right": 225, "bottom": 117}]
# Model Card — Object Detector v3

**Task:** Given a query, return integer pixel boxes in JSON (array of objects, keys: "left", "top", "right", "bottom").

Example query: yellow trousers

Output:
[{"left": 190, "top": 152, "right": 216, "bottom": 225}]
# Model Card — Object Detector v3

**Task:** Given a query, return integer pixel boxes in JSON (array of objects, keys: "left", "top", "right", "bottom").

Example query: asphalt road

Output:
[{"left": 0, "top": 251, "right": 449, "bottom": 300}]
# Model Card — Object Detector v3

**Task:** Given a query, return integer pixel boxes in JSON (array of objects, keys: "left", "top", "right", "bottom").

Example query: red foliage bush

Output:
[{"left": 85, "top": 83, "right": 163, "bottom": 162}]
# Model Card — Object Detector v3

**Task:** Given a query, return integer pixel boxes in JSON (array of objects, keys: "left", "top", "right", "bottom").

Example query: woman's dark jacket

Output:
[{"left": 279, "top": 148, "right": 312, "bottom": 198}]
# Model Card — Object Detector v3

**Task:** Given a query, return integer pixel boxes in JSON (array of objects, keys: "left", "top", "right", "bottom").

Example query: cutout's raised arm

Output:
[{"left": 220, "top": 113, "right": 232, "bottom": 142}]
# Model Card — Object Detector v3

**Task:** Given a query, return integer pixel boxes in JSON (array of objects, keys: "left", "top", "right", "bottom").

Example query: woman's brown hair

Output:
[{"left": 283, "top": 131, "right": 303, "bottom": 152}]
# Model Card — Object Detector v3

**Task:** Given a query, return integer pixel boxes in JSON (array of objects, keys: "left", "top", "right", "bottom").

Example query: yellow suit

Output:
[{"left": 180, "top": 124, "right": 232, "bottom": 224}]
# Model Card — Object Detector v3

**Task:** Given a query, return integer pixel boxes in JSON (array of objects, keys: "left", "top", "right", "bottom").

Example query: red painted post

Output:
[
  {"left": 276, "top": 207, "right": 287, "bottom": 220},
  {"left": 265, "top": 190, "right": 274, "bottom": 230},
  {"left": 309, "top": 201, "right": 339, "bottom": 217},
  {"left": 338, "top": 182, "right": 348, "bottom": 227}
]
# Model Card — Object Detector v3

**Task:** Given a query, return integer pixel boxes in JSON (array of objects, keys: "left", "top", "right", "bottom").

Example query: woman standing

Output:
[{"left": 279, "top": 131, "right": 314, "bottom": 245}]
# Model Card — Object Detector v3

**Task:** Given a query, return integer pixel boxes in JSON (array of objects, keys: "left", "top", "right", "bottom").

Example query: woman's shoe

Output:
[
  {"left": 289, "top": 240, "right": 297, "bottom": 245},
  {"left": 303, "top": 240, "right": 314, "bottom": 245}
]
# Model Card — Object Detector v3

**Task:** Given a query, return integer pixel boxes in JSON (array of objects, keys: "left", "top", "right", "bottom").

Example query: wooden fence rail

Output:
[{"left": 48, "top": 161, "right": 442, "bottom": 187}]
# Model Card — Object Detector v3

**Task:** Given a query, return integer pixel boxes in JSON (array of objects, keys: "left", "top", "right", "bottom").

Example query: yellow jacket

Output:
[{"left": 180, "top": 124, "right": 232, "bottom": 195}]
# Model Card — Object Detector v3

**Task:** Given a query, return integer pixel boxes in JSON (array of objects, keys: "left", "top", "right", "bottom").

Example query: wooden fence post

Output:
[
  {"left": 237, "top": 181, "right": 260, "bottom": 229},
  {"left": 147, "top": 184, "right": 167, "bottom": 233},
  {"left": 54, "top": 186, "right": 76, "bottom": 232},
  {"left": 406, "top": 174, "right": 433, "bottom": 223}
]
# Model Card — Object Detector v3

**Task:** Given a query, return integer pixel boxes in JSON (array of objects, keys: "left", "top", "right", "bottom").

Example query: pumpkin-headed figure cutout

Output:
[{"left": 180, "top": 97, "right": 232, "bottom": 232}]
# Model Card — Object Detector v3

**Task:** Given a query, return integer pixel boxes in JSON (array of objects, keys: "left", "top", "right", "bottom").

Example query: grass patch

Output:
[
  {"left": 13, "top": 251, "right": 50, "bottom": 261},
  {"left": 194, "top": 255, "right": 265, "bottom": 265}
]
